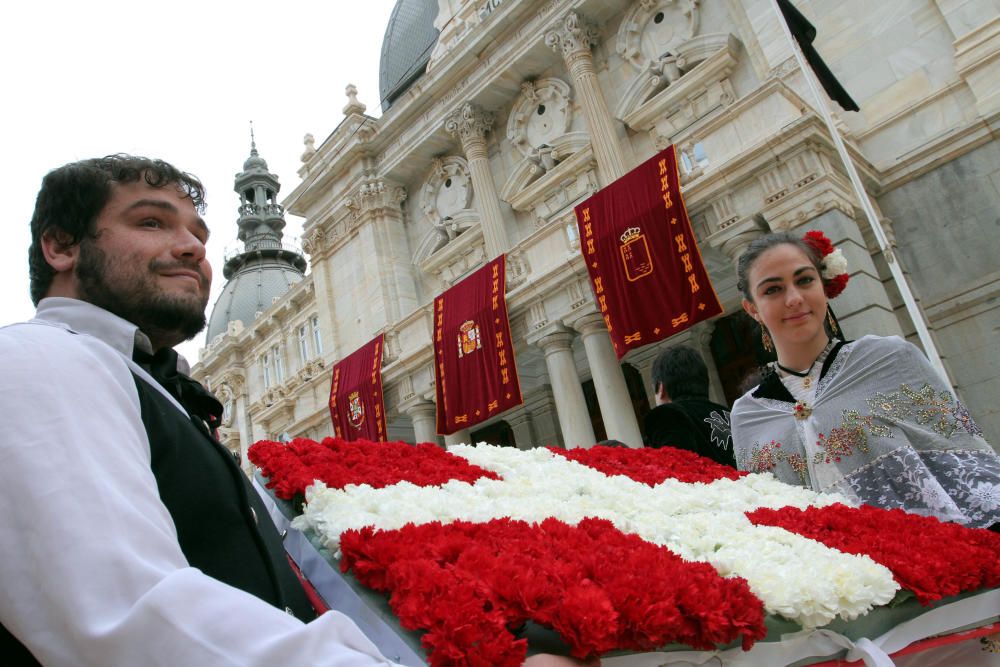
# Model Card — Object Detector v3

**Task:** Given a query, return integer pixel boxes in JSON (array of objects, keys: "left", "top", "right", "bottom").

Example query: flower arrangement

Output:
[
  {"left": 340, "top": 517, "right": 767, "bottom": 664},
  {"left": 248, "top": 437, "right": 499, "bottom": 500},
  {"left": 249, "top": 438, "right": 1000, "bottom": 666},
  {"left": 803, "top": 230, "right": 850, "bottom": 298}
]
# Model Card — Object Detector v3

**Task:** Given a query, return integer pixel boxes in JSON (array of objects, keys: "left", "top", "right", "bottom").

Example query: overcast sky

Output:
[{"left": 2, "top": 0, "right": 397, "bottom": 361}]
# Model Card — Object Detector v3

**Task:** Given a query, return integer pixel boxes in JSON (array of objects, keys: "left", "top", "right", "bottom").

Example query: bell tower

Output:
[{"left": 225, "top": 124, "right": 307, "bottom": 278}]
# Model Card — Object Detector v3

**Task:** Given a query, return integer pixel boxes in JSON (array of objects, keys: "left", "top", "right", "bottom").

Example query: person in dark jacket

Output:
[{"left": 643, "top": 345, "right": 735, "bottom": 467}]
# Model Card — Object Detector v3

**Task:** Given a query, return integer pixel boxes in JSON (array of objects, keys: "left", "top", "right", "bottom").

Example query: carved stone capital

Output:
[
  {"left": 545, "top": 12, "right": 600, "bottom": 65},
  {"left": 301, "top": 227, "right": 328, "bottom": 256},
  {"left": 355, "top": 178, "right": 407, "bottom": 216},
  {"left": 219, "top": 372, "right": 246, "bottom": 395},
  {"left": 536, "top": 327, "right": 576, "bottom": 355},
  {"left": 569, "top": 311, "right": 607, "bottom": 337},
  {"left": 444, "top": 102, "right": 494, "bottom": 151}
]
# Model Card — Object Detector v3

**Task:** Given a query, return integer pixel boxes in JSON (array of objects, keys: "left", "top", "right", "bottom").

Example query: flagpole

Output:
[{"left": 768, "top": 0, "right": 950, "bottom": 384}]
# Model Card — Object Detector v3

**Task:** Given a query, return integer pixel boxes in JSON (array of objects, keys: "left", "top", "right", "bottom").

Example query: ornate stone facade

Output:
[{"left": 194, "top": 0, "right": 1000, "bottom": 458}]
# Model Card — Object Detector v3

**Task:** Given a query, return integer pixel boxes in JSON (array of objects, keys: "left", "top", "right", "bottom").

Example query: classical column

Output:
[
  {"left": 444, "top": 102, "right": 509, "bottom": 258},
  {"left": 545, "top": 12, "right": 627, "bottom": 183},
  {"left": 574, "top": 313, "right": 643, "bottom": 447},
  {"left": 537, "top": 329, "right": 596, "bottom": 448},
  {"left": 718, "top": 228, "right": 764, "bottom": 270},
  {"left": 692, "top": 322, "right": 727, "bottom": 406},
  {"left": 444, "top": 429, "right": 472, "bottom": 447},
  {"left": 506, "top": 410, "right": 536, "bottom": 450},
  {"left": 405, "top": 400, "right": 440, "bottom": 446}
]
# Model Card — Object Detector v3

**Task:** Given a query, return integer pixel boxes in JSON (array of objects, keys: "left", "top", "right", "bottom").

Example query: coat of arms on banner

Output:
[
  {"left": 457, "top": 320, "right": 482, "bottom": 358},
  {"left": 619, "top": 226, "right": 653, "bottom": 282},
  {"left": 348, "top": 390, "right": 365, "bottom": 429}
]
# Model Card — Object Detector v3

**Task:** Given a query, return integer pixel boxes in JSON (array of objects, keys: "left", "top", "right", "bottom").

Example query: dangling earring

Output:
[
  {"left": 761, "top": 326, "right": 773, "bottom": 353},
  {"left": 827, "top": 308, "right": 839, "bottom": 337}
]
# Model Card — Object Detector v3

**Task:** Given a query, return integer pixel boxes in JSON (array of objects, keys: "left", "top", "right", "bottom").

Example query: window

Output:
[
  {"left": 298, "top": 324, "right": 310, "bottom": 363},
  {"left": 261, "top": 354, "right": 271, "bottom": 389},
  {"left": 311, "top": 316, "right": 323, "bottom": 355},
  {"left": 273, "top": 345, "right": 284, "bottom": 384},
  {"left": 681, "top": 142, "right": 710, "bottom": 174}
]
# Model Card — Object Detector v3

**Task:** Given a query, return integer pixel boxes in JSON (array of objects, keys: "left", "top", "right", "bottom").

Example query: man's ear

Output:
[
  {"left": 655, "top": 382, "right": 669, "bottom": 403},
  {"left": 40, "top": 229, "right": 79, "bottom": 273}
]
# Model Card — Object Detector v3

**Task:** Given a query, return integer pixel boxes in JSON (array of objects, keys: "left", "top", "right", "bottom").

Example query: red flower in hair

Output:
[
  {"left": 825, "top": 273, "right": 849, "bottom": 299},
  {"left": 803, "top": 230, "right": 834, "bottom": 257},
  {"left": 802, "top": 230, "right": 849, "bottom": 299}
]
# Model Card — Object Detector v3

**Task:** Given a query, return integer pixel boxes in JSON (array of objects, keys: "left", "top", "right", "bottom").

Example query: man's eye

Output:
[{"left": 140, "top": 218, "right": 162, "bottom": 228}]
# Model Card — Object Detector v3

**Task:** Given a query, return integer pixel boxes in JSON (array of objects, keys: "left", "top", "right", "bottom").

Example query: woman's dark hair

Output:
[
  {"left": 735, "top": 231, "right": 822, "bottom": 302},
  {"left": 651, "top": 344, "right": 709, "bottom": 401},
  {"left": 27, "top": 154, "right": 206, "bottom": 305}
]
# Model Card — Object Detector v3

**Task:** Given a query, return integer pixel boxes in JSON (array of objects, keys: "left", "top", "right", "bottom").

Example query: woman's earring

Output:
[
  {"left": 761, "top": 326, "right": 773, "bottom": 353},
  {"left": 827, "top": 309, "right": 840, "bottom": 337}
]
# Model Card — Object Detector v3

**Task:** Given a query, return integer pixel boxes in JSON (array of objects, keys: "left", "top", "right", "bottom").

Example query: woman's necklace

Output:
[
  {"left": 775, "top": 360, "right": 817, "bottom": 388},
  {"left": 775, "top": 340, "right": 834, "bottom": 389}
]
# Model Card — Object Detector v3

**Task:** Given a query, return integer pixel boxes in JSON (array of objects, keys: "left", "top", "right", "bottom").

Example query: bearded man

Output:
[{"left": 0, "top": 155, "right": 592, "bottom": 667}]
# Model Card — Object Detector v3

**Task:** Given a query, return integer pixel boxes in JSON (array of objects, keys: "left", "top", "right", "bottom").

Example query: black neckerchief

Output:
[
  {"left": 133, "top": 347, "right": 223, "bottom": 430},
  {"left": 752, "top": 340, "right": 849, "bottom": 403}
]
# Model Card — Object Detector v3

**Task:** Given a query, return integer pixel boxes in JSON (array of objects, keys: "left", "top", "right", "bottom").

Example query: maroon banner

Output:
[
  {"left": 574, "top": 146, "right": 723, "bottom": 358},
  {"left": 434, "top": 256, "right": 523, "bottom": 435},
  {"left": 329, "top": 334, "right": 386, "bottom": 442}
]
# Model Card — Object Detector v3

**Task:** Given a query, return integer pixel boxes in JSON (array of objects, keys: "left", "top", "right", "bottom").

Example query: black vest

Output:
[{"left": 2, "top": 375, "right": 312, "bottom": 665}]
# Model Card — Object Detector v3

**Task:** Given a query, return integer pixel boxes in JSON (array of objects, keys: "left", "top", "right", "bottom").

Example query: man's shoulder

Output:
[
  {"left": 0, "top": 318, "right": 73, "bottom": 350},
  {"left": 644, "top": 403, "right": 689, "bottom": 423},
  {"left": 0, "top": 318, "right": 130, "bottom": 377}
]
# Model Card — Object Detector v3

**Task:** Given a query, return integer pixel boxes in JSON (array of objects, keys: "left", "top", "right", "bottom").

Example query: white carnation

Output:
[{"left": 822, "top": 248, "right": 848, "bottom": 278}]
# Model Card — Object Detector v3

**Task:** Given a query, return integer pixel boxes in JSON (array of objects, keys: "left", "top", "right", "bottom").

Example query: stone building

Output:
[{"left": 195, "top": 0, "right": 1000, "bottom": 467}]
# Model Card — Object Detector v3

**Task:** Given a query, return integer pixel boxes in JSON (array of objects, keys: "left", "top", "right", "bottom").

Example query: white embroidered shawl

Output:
[{"left": 731, "top": 335, "right": 1000, "bottom": 528}]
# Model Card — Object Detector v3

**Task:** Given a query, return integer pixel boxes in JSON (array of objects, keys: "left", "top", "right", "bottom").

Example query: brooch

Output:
[{"left": 793, "top": 400, "right": 812, "bottom": 420}]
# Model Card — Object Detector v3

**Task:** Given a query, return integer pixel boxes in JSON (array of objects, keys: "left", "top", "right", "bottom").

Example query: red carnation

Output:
[
  {"left": 824, "top": 273, "right": 849, "bottom": 299},
  {"left": 803, "top": 230, "right": 835, "bottom": 257}
]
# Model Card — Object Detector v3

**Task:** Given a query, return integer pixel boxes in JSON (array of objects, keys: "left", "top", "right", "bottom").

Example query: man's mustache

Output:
[{"left": 151, "top": 261, "right": 211, "bottom": 289}]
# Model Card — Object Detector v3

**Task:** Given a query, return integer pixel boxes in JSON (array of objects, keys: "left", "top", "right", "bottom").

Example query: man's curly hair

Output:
[{"left": 27, "top": 154, "right": 206, "bottom": 305}]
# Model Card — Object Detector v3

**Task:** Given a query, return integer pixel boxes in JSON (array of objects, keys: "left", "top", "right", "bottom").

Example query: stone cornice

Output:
[{"left": 287, "top": 113, "right": 379, "bottom": 214}]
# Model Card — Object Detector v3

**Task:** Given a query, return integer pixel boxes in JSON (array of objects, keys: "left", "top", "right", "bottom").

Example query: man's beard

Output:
[{"left": 75, "top": 240, "right": 209, "bottom": 348}]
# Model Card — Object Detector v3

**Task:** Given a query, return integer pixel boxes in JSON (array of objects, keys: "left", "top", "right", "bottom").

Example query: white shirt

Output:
[{"left": 0, "top": 298, "right": 397, "bottom": 667}]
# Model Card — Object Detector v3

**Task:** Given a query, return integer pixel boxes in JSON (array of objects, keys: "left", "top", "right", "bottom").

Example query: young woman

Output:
[{"left": 730, "top": 231, "right": 999, "bottom": 530}]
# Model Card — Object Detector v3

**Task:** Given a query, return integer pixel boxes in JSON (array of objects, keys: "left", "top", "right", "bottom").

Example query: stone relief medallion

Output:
[
  {"left": 618, "top": 0, "right": 700, "bottom": 71},
  {"left": 507, "top": 79, "right": 573, "bottom": 159},
  {"left": 421, "top": 156, "right": 473, "bottom": 237}
]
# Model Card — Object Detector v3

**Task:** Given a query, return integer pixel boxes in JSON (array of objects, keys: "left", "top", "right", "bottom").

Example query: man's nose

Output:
[{"left": 172, "top": 228, "right": 206, "bottom": 261}]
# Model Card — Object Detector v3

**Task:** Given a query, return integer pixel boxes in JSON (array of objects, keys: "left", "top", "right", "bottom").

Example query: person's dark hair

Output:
[
  {"left": 28, "top": 154, "right": 206, "bottom": 305},
  {"left": 735, "top": 231, "right": 822, "bottom": 302},
  {"left": 651, "top": 345, "right": 709, "bottom": 401},
  {"left": 737, "top": 367, "right": 764, "bottom": 395}
]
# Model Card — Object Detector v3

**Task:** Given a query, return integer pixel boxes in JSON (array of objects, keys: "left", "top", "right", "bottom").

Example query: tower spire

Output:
[{"left": 224, "top": 128, "right": 307, "bottom": 279}]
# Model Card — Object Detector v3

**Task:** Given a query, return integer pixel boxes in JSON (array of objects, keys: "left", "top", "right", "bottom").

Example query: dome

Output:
[
  {"left": 205, "top": 260, "right": 304, "bottom": 343},
  {"left": 379, "top": 0, "right": 439, "bottom": 111},
  {"left": 243, "top": 150, "right": 268, "bottom": 172}
]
